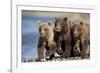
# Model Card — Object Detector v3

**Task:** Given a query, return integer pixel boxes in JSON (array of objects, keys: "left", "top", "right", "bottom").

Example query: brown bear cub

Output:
[
  {"left": 54, "top": 17, "right": 72, "bottom": 58},
  {"left": 70, "top": 21, "right": 90, "bottom": 59},
  {"left": 37, "top": 21, "right": 57, "bottom": 61}
]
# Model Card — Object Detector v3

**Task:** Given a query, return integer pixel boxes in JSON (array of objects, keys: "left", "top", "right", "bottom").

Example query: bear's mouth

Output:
[
  {"left": 55, "top": 28, "right": 61, "bottom": 32},
  {"left": 73, "top": 34, "right": 79, "bottom": 37},
  {"left": 40, "top": 33, "right": 45, "bottom": 37}
]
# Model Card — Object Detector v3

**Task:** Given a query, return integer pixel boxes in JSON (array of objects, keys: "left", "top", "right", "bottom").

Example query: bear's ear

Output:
[
  {"left": 37, "top": 21, "right": 43, "bottom": 28},
  {"left": 80, "top": 21, "right": 83, "bottom": 26},
  {"left": 63, "top": 17, "right": 68, "bottom": 21},
  {"left": 48, "top": 21, "right": 52, "bottom": 26}
]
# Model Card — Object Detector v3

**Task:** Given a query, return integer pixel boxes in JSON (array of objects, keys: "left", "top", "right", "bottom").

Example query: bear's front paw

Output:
[{"left": 40, "top": 58, "right": 46, "bottom": 62}]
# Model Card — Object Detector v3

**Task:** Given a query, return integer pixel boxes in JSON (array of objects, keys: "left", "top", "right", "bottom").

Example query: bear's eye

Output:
[
  {"left": 73, "top": 28, "right": 76, "bottom": 31},
  {"left": 78, "top": 28, "right": 82, "bottom": 32},
  {"left": 44, "top": 28, "right": 48, "bottom": 31}
]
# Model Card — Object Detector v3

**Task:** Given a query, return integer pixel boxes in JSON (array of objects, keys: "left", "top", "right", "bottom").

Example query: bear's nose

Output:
[
  {"left": 40, "top": 30, "right": 45, "bottom": 35},
  {"left": 73, "top": 31, "right": 78, "bottom": 37}
]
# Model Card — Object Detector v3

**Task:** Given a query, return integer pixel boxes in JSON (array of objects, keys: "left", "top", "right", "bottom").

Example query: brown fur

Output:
[
  {"left": 37, "top": 21, "right": 56, "bottom": 61},
  {"left": 70, "top": 21, "right": 90, "bottom": 58},
  {"left": 54, "top": 17, "right": 71, "bottom": 58}
]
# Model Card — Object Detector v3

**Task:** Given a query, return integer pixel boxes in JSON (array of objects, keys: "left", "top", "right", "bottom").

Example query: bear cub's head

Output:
[{"left": 38, "top": 21, "right": 54, "bottom": 40}]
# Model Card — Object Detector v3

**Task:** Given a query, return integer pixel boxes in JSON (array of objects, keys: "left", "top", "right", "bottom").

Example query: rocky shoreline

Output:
[{"left": 23, "top": 56, "right": 90, "bottom": 62}]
